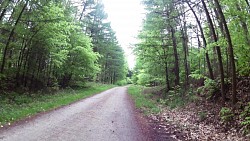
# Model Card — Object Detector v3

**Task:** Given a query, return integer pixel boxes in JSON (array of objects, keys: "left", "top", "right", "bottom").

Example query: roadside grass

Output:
[
  {"left": 128, "top": 85, "right": 160, "bottom": 114},
  {"left": 128, "top": 85, "right": 198, "bottom": 114},
  {"left": 0, "top": 82, "right": 115, "bottom": 127}
]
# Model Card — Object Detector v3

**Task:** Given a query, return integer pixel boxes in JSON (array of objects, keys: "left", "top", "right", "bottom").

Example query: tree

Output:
[
  {"left": 213, "top": 0, "right": 237, "bottom": 104},
  {"left": 201, "top": 0, "right": 226, "bottom": 102}
]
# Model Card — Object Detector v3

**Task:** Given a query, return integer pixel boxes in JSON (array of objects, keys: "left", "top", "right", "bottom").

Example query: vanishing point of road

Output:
[{"left": 0, "top": 87, "right": 151, "bottom": 141}]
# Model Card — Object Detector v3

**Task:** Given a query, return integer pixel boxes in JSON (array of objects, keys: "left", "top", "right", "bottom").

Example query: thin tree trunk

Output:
[
  {"left": 165, "top": 61, "right": 170, "bottom": 91},
  {"left": 16, "top": 26, "right": 41, "bottom": 87},
  {"left": 197, "top": 31, "right": 201, "bottom": 74},
  {"left": 201, "top": 0, "right": 226, "bottom": 102},
  {"left": 235, "top": 3, "right": 250, "bottom": 45},
  {"left": 47, "top": 58, "right": 53, "bottom": 86},
  {"left": 170, "top": 27, "right": 180, "bottom": 86},
  {"left": 21, "top": 47, "right": 30, "bottom": 86},
  {"left": 214, "top": 0, "right": 237, "bottom": 104},
  {"left": 186, "top": 1, "right": 214, "bottom": 80},
  {"left": 16, "top": 39, "right": 26, "bottom": 87},
  {"left": 181, "top": 22, "right": 189, "bottom": 87}
]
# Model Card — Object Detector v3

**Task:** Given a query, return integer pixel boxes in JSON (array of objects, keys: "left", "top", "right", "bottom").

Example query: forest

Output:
[
  {"left": 134, "top": 0, "right": 250, "bottom": 103},
  {"left": 130, "top": 0, "right": 250, "bottom": 138},
  {"left": 0, "top": 0, "right": 127, "bottom": 92},
  {"left": 0, "top": 0, "right": 250, "bottom": 139}
]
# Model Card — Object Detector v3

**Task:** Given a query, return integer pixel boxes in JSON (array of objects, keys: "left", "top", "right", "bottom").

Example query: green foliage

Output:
[
  {"left": 220, "top": 107, "right": 234, "bottom": 123},
  {"left": 204, "top": 79, "right": 217, "bottom": 94},
  {"left": 0, "top": 0, "right": 126, "bottom": 90},
  {"left": 136, "top": 71, "right": 152, "bottom": 86},
  {"left": 196, "top": 78, "right": 218, "bottom": 98},
  {"left": 164, "top": 92, "right": 186, "bottom": 109},
  {"left": 189, "top": 70, "right": 206, "bottom": 80},
  {"left": 115, "top": 80, "right": 127, "bottom": 86},
  {"left": 126, "top": 78, "right": 133, "bottom": 84},
  {"left": 159, "top": 86, "right": 198, "bottom": 109}
]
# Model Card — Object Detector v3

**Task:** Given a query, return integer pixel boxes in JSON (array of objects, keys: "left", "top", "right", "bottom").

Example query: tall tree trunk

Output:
[
  {"left": 47, "top": 58, "right": 53, "bottom": 86},
  {"left": 212, "top": 4, "right": 231, "bottom": 78},
  {"left": 21, "top": 47, "right": 30, "bottom": 86},
  {"left": 165, "top": 61, "right": 170, "bottom": 91},
  {"left": 201, "top": 0, "right": 226, "bottom": 102},
  {"left": 16, "top": 39, "right": 26, "bottom": 87},
  {"left": 197, "top": 30, "right": 202, "bottom": 73},
  {"left": 16, "top": 26, "right": 41, "bottom": 87},
  {"left": 186, "top": 1, "right": 214, "bottom": 80},
  {"left": 181, "top": 21, "right": 189, "bottom": 87},
  {"left": 214, "top": 0, "right": 237, "bottom": 104},
  {"left": 235, "top": 3, "right": 250, "bottom": 45},
  {"left": 170, "top": 27, "right": 180, "bottom": 86}
]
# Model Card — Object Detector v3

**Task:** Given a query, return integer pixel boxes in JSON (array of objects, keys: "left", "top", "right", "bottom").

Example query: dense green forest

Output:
[
  {"left": 130, "top": 0, "right": 250, "bottom": 137},
  {"left": 133, "top": 0, "right": 250, "bottom": 104},
  {"left": 0, "top": 0, "right": 250, "bottom": 138},
  {"left": 0, "top": 0, "right": 127, "bottom": 92}
]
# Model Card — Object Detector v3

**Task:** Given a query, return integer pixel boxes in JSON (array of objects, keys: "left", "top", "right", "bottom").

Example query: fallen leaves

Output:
[{"left": 148, "top": 102, "right": 249, "bottom": 141}]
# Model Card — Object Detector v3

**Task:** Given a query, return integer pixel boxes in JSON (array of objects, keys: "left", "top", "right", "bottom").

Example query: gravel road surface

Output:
[{"left": 0, "top": 87, "right": 150, "bottom": 141}]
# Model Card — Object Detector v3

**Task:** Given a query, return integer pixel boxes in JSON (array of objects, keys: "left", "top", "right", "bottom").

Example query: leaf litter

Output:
[{"left": 147, "top": 101, "right": 249, "bottom": 141}]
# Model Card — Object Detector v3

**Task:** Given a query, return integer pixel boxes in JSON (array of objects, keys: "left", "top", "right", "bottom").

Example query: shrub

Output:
[
  {"left": 240, "top": 102, "right": 250, "bottom": 134},
  {"left": 204, "top": 78, "right": 218, "bottom": 95},
  {"left": 116, "top": 80, "right": 127, "bottom": 86},
  {"left": 220, "top": 107, "right": 234, "bottom": 123},
  {"left": 196, "top": 78, "right": 219, "bottom": 99}
]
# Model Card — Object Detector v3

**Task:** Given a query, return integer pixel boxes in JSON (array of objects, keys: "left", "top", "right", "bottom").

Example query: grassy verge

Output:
[
  {"left": 128, "top": 85, "right": 160, "bottom": 114},
  {"left": 0, "top": 83, "right": 115, "bottom": 127},
  {"left": 128, "top": 85, "right": 198, "bottom": 115}
]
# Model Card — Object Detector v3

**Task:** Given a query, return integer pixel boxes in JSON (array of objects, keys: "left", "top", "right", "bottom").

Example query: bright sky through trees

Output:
[{"left": 102, "top": 0, "right": 145, "bottom": 69}]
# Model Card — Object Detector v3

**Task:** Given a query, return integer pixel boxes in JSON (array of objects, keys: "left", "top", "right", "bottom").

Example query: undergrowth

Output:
[
  {"left": 0, "top": 82, "right": 115, "bottom": 127},
  {"left": 128, "top": 85, "right": 197, "bottom": 114},
  {"left": 128, "top": 85, "right": 160, "bottom": 114},
  {"left": 162, "top": 86, "right": 198, "bottom": 109}
]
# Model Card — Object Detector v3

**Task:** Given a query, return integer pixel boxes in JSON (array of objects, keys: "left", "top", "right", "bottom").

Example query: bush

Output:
[
  {"left": 116, "top": 80, "right": 127, "bottom": 86},
  {"left": 195, "top": 78, "right": 219, "bottom": 99},
  {"left": 126, "top": 78, "right": 133, "bottom": 84},
  {"left": 204, "top": 78, "right": 218, "bottom": 95}
]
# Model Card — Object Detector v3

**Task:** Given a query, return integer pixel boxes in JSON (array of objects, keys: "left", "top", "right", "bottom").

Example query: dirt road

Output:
[{"left": 0, "top": 87, "right": 150, "bottom": 141}]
